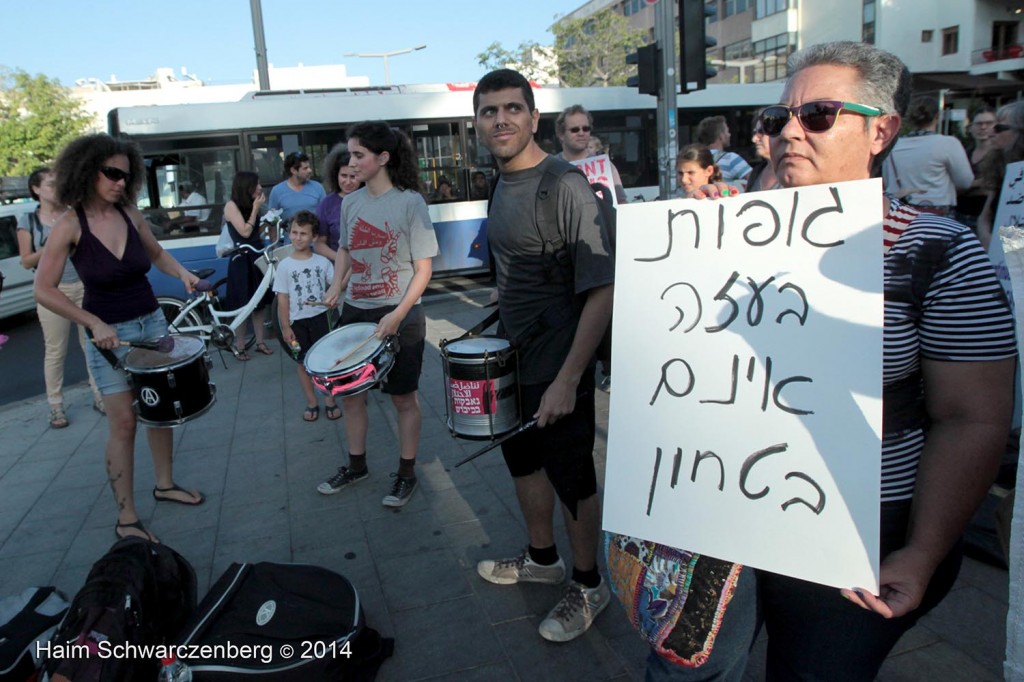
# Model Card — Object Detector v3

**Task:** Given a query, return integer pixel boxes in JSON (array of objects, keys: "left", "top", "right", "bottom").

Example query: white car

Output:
[{"left": 0, "top": 202, "right": 40, "bottom": 319}]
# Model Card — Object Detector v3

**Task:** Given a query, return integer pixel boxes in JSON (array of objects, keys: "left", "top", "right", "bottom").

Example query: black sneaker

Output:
[
  {"left": 382, "top": 473, "right": 418, "bottom": 507},
  {"left": 317, "top": 466, "right": 368, "bottom": 495}
]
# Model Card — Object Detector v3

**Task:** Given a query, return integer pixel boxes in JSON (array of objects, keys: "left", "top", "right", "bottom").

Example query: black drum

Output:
[
  {"left": 122, "top": 335, "right": 216, "bottom": 427},
  {"left": 441, "top": 336, "right": 519, "bottom": 440}
]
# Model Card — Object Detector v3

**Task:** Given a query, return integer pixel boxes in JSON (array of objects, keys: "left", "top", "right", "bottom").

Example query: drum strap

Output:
[
  {"left": 444, "top": 308, "right": 500, "bottom": 347},
  {"left": 86, "top": 329, "right": 124, "bottom": 370}
]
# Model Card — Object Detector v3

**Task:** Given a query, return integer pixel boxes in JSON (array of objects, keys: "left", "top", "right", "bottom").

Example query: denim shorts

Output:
[{"left": 85, "top": 308, "right": 169, "bottom": 396}]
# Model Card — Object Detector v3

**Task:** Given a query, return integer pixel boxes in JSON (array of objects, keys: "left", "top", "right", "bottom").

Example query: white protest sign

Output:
[
  {"left": 994, "top": 161, "right": 1024, "bottom": 233},
  {"left": 603, "top": 179, "right": 884, "bottom": 591},
  {"left": 568, "top": 154, "right": 619, "bottom": 206}
]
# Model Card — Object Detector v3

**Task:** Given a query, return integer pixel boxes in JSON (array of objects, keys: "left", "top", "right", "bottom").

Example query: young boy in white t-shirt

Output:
[{"left": 273, "top": 210, "right": 339, "bottom": 422}]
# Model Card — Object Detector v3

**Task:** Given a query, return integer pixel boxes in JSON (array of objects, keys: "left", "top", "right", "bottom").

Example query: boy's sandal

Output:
[
  {"left": 49, "top": 407, "right": 69, "bottom": 429},
  {"left": 303, "top": 405, "right": 320, "bottom": 422},
  {"left": 325, "top": 403, "right": 342, "bottom": 420},
  {"left": 255, "top": 342, "right": 274, "bottom": 355}
]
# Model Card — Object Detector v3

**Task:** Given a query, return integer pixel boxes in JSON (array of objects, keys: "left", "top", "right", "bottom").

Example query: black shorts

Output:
[
  {"left": 291, "top": 312, "right": 332, "bottom": 363},
  {"left": 338, "top": 303, "right": 425, "bottom": 396},
  {"left": 500, "top": 372, "right": 597, "bottom": 518}
]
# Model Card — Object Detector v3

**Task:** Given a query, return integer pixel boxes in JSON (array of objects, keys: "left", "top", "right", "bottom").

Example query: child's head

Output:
[{"left": 289, "top": 210, "right": 319, "bottom": 250}]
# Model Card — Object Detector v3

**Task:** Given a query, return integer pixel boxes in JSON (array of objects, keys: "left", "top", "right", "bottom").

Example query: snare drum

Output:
[
  {"left": 304, "top": 323, "right": 396, "bottom": 397},
  {"left": 441, "top": 336, "right": 519, "bottom": 440},
  {"left": 122, "top": 335, "right": 216, "bottom": 427}
]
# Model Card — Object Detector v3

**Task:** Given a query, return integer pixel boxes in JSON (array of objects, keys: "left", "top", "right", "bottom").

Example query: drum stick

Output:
[
  {"left": 329, "top": 333, "right": 378, "bottom": 370},
  {"left": 93, "top": 336, "right": 176, "bottom": 352},
  {"left": 454, "top": 419, "right": 539, "bottom": 468}
]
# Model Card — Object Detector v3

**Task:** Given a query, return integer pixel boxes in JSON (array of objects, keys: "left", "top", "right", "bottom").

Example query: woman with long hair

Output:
[
  {"left": 315, "top": 144, "right": 362, "bottom": 263},
  {"left": 320, "top": 121, "right": 439, "bottom": 508},
  {"left": 17, "top": 167, "right": 104, "bottom": 427},
  {"left": 222, "top": 170, "right": 273, "bottom": 359},
  {"left": 34, "top": 133, "right": 204, "bottom": 543}
]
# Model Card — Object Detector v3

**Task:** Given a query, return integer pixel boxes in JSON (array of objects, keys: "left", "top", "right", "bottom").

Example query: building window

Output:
[
  {"left": 941, "top": 26, "right": 959, "bottom": 55},
  {"left": 755, "top": 0, "right": 792, "bottom": 20},
  {"left": 724, "top": 39, "right": 754, "bottom": 60},
  {"left": 921, "top": 30, "right": 933, "bottom": 43},
  {"left": 862, "top": 0, "right": 875, "bottom": 44},
  {"left": 707, "top": 0, "right": 718, "bottom": 24},
  {"left": 724, "top": 0, "right": 750, "bottom": 18},
  {"left": 623, "top": 0, "right": 645, "bottom": 17},
  {"left": 993, "top": 21, "right": 1019, "bottom": 54},
  {"left": 751, "top": 31, "right": 795, "bottom": 82}
]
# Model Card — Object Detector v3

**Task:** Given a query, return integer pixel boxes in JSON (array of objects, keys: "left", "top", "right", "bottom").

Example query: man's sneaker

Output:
[
  {"left": 538, "top": 579, "right": 611, "bottom": 642},
  {"left": 317, "top": 466, "right": 368, "bottom": 495},
  {"left": 382, "top": 473, "right": 417, "bottom": 507},
  {"left": 477, "top": 549, "right": 566, "bottom": 585}
]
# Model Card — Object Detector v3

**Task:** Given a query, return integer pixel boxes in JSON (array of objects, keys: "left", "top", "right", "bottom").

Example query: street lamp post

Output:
[{"left": 345, "top": 45, "right": 427, "bottom": 85}]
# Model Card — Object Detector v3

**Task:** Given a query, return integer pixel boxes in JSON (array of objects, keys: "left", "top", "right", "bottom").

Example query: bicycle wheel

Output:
[{"left": 158, "top": 297, "right": 205, "bottom": 338}]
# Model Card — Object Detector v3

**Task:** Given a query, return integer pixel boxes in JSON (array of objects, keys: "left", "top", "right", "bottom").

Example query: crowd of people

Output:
[{"left": 14, "top": 37, "right": 1023, "bottom": 679}]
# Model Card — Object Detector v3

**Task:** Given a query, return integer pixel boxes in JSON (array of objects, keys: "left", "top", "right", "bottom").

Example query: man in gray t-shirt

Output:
[{"left": 471, "top": 68, "right": 615, "bottom": 644}]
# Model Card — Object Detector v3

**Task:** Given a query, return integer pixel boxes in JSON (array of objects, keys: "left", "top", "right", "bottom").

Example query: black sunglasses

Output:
[
  {"left": 994, "top": 123, "right": 1016, "bottom": 133},
  {"left": 99, "top": 166, "right": 131, "bottom": 183},
  {"left": 568, "top": 125, "right": 591, "bottom": 134},
  {"left": 758, "top": 100, "right": 884, "bottom": 137}
]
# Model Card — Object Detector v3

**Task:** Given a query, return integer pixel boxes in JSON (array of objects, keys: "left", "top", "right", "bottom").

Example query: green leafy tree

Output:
[
  {"left": 553, "top": 11, "right": 647, "bottom": 87},
  {"left": 0, "top": 68, "right": 90, "bottom": 176},
  {"left": 477, "top": 41, "right": 556, "bottom": 82}
]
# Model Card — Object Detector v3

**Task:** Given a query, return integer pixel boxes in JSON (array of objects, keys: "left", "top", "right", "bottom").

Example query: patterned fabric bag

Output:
[{"left": 605, "top": 533, "right": 742, "bottom": 667}]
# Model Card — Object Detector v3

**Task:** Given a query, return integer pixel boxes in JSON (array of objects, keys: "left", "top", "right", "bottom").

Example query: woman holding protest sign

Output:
[{"left": 622, "top": 41, "right": 1016, "bottom": 681}]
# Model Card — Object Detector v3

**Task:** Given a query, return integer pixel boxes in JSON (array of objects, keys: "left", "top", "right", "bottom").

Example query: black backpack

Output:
[{"left": 43, "top": 537, "right": 196, "bottom": 682}]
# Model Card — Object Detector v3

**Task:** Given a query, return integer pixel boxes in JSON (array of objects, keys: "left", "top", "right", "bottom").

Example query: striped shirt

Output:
[{"left": 881, "top": 198, "right": 1016, "bottom": 502}]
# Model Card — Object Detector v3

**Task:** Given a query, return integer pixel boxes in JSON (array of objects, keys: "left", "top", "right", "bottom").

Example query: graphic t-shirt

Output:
[
  {"left": 273, "top": 253, "right": 334, "bottom": 322},
  {"left": 339, "top": 187, "right": 439, "bottom": 309}
]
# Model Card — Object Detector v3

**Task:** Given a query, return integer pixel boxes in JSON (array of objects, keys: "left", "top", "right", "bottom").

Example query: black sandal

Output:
[
  {"left": 255, "top": 342, "right": 274, "bottom": 355},
  {"left": 115, "top": 519, "right": 158, "bottom": 543},
  {"left": 325, "top": 403, "right": 342, "bottom": 420},
  {"left": 232, "top": 347, "right": 250, "bottom": 362},
  {"left": 303, "top": 406, "right": 320, "bottom": 422},
  {"left": 153, "top": 484, "right": 205, "bottom": 506}
]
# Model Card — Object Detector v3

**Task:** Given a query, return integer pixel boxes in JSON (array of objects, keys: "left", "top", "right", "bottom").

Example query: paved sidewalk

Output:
[{"left": 0, "top": 288, "right": 1011, "bottom": 681}]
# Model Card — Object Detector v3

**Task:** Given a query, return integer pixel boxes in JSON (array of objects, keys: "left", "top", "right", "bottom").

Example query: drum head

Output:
[
  {"left": 445, "top": 336, "right": 511, "bottom": 358},
  {"left": 124, "top": 335, "right": 204, "bottom": 370},
  {"left": 305, "top": 323, "right": 383, "bottom": 374}
]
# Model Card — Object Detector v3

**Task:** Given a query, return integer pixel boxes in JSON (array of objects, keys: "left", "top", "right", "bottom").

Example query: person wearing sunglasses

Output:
[
  {"left": 881, "top": 95, "right": 973, "bottom": 218},
  {"left": 977, "top": 101, "right": 1024, "bottom": 248},
  {"left": 635, "top": 42, "right": 1015, "bottom": 682},
  {"left": 34, "top": 134, "right": 205, "bottom": 544},
  {"left": 696, "top": 115, "right": 753, "bottom": 189},
  {"left": 555, "top": 104, "right": 628, "bottom": 204}
]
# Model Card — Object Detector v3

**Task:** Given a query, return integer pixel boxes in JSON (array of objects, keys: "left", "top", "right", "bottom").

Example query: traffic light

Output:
[
  {"left": 627, "top": 43, "right": 660, "bottom": 97},
  {"left": 679, "top": 0, "right": 718, "bottom": 93}
]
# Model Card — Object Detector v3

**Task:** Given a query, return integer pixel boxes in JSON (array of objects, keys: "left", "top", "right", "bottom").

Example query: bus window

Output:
[
  {"left": 142, "top": 150, "right": 236, "bottom": 238},
  {"left": 410, "top": 122, "right": 465, "bottom": 202}
]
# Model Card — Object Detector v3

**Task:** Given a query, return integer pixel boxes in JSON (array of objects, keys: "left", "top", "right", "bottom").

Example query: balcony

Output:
[{"left": 973, "top": 44, "right": 1024, "bottom": 64}]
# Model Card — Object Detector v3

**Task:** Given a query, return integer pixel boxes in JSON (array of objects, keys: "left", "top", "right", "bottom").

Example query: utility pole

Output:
[
  {"left": 655, "top": 0, "right": 678, "bottom": 199},
  {"left": 250, "top": 0, "right": 271, "bottom": 91}
]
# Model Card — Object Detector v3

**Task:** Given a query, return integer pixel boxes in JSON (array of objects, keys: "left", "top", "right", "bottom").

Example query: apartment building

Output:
[{"left": 558, "top": 0, "right": 1024, "bottom": 100}]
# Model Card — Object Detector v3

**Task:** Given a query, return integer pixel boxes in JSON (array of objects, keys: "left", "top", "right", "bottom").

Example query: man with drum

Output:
[{"left": 471, "top": 69, "right": 615, "bottom": 642}]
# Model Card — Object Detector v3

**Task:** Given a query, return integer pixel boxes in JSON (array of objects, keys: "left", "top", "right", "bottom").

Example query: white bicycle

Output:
[{"left": 157, "top": 238, "right": 292, "bottom": 355}]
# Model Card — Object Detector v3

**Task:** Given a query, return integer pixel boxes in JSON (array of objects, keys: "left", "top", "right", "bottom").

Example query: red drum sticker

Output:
[{"left": 449, "top": 378, "right": 496, "bottom": 415}]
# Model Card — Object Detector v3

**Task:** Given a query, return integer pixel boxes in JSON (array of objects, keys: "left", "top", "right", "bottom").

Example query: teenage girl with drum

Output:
[
  {"left": 320, "top": 121, "right": 439, "bottom": 507},
  {"left": 34, "top": 133, "right": 205, "bottom": 543}
]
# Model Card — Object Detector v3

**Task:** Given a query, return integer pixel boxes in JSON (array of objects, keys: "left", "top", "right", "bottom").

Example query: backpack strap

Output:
[
  {"left": 535, "top": 158, "right": 587, "bottom": 251},
  {"left": 27, "top": 210, "right": 44, "bottom": 253}
]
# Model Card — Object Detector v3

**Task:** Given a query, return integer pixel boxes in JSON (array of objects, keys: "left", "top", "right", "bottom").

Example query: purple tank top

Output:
[{"left": 71, "top": 204, "right": 158, "bottom": 323}]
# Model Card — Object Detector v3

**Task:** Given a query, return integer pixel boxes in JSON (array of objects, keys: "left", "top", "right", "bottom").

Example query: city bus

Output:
[{"left": 107, "top": 81, "right": 783, "bottom": 298}]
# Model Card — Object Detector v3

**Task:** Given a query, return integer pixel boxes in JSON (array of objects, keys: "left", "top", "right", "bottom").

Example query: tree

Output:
[
  {"left": 553, "top": 11, "right": 647, "bottom": 87},
  {"left": 477, "top": 41, "right": 557, "bottom": 83},
  {"left": 0, "top": 68, "right": 91, "bottom": 176}
]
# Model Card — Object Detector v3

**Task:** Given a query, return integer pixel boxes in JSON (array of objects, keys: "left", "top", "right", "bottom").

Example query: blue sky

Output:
[{"left": 3, "top": 0, "right": 579, "bottom": 87}]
